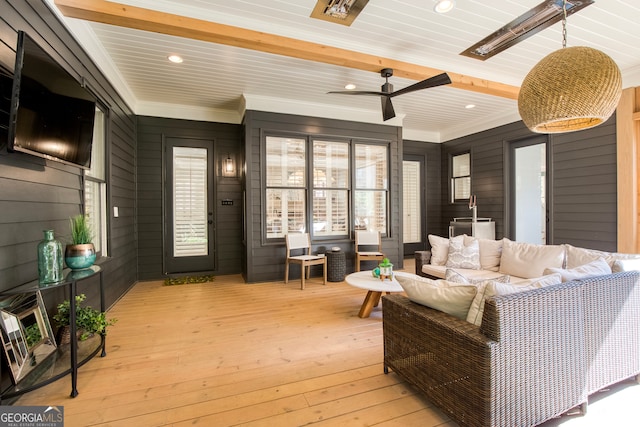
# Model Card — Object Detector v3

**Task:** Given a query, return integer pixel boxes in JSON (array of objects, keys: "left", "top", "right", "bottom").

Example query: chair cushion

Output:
[
  {"left": 289, "top": 255, "right": 325, "bottom": 261},
  {"left": 396, "top": 274, "right": 477, "bottom": 319}
]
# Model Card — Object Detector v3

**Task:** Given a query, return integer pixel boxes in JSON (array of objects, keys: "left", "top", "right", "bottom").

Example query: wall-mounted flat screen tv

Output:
[{"left": 7, "top": 31, "right": 96, "bottom": 169}]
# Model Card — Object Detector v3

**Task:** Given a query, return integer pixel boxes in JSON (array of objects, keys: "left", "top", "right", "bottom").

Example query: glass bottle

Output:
[{"left": 37, "top": 230, "right": 63, "bottom": 284}]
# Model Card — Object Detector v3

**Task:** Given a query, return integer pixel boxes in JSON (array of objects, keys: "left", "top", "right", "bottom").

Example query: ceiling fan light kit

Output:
[{"left": 518, "top": 0, "right": 622, "bottom": 134}]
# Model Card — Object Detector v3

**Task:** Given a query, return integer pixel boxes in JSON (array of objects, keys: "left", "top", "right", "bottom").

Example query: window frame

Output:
[
  {"left": 262, "top": 132, "right": 390, "bottom": 243},
  {"left": 450, "top": 151, "right": 471, "bottom": 204},
  {"left": 83, "top": 102, "right": 109, "bottom": 258}
]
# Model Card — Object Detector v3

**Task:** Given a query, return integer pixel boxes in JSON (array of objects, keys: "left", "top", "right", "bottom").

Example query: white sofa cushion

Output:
[
  {"left": 466, "top": 273, "right": 563, "bottom": 326},
  {"left": 464, "top": 236, "right": 503, "bottom": 271},
  {"left": 422, "top": 264, "right": 515, "bottom": 281},
  {"left": 445, "top": 268, "right": 509, "bottom": 284},
  {"left": 612, "top": 258, "right": 640, "bottom": 272},
  {"left": 563, "top": 244, "right": 640, "bottom": 269},
  {"left": 446, "top": 235, "right": 481, "bottom": 270},
  {"left": 544, "top": 258, "right": 612, "bottom": 282},
  {"left": 499, "top": 239, "right": 565, "bottom": 279},
  {"left": 428, "top": 234, "right": 449, "bottom": 266},
  {"left": 395, "top": 274, "right": 477, "bottom": 320}
]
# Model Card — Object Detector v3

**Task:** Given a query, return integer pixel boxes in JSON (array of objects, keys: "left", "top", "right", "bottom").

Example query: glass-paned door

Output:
[
  {"left": 403, "top": 155, "right": 426, "bottom": 255},
  {"left": 164, "top": 137, "right": 215, "bottom": 273},
  {"left": 510, "top": 137, "right": 548, "bottom": 244}
]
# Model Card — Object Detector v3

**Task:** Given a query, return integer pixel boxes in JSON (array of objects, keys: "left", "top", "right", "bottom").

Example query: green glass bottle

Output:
[{"left": 37, "top": 230, "right": 63, "bottom": 284}]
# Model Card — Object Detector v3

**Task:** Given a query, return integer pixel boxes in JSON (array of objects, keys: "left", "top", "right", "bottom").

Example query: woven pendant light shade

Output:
[{"left": 518, "top": 46, "right": 622, "bottom": 133}]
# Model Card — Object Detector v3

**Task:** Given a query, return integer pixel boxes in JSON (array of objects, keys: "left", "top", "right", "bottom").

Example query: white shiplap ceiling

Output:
[{"left": 49, "top": 0, "right": 640, "bottom": 142}]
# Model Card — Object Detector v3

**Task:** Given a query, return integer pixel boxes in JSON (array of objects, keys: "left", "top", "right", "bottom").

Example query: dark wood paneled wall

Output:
[
  {"left": 136, "top": 116, "right": 243, "bottom": 280},
  {"left": 243, "top": 111, "right": 403, "bottom": 283},
  {"left": 440, "top": 116, "right": 617, "bottom": 251},
  {"left": 0, "top": 0, "right": 137, "bottom": 309}
]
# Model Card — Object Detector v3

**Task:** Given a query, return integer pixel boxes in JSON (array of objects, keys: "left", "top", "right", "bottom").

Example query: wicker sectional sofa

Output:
[{"left": 383, "top": 237, "right": 640, "bottom": 427}]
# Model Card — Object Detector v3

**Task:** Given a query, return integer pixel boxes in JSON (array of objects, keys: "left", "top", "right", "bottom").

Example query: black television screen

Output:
[{"left": 7, "top": 31, "right": 96, "bottom": 169}]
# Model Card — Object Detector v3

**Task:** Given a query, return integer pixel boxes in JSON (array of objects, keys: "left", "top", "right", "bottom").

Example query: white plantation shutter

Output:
[
  {"left": 173, "top": 147, "right": 208, "bottom": 257},
  {"left": 313, "top": 140, "right": 349, "bottom": 236},
  {"left": 403, "top": 160, "right": 421, "bottom": 243},
  {"left": 354, "top": 144, "right": 388, "bottom": 234}
]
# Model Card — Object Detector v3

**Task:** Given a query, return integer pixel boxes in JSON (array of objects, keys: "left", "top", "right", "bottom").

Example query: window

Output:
[
  {"left": 265, "top": 136, "right": 389, "bottom": 241},
  {"left": 451, "top": 152, "right": 471, "bottom": 203},
  {"left": 84, "top": 106, "right": 107, "bottom": 256},
  {"left": 313, "top": 140, "right": 348, "bottom": 237},
  {"left": 266, "top": 136, "right": 307, "bottom": 239},
  {"left": 354, "top": 144, "right": 388, "bottom": 233}
]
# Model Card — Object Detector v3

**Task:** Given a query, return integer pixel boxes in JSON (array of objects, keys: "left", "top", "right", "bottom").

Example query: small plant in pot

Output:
[
  {"left": 65, "top": 214, "right": 96, "bottom": 270},
  {"left": 53, "top": 294, "right": 116, "bottom": 343}
]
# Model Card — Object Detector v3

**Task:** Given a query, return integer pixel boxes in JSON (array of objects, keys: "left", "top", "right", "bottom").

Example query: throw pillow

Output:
[
  {"left": 499, "top": 239, "right": 565, "bottom": 279},
  {"left": 465, "top": 273, "right": 562, "bottom": 326},
  {"left": 395, "top": 274, "right": 477, "bottom": 320},
  {"left": 563, "top": 244, "right": 612, "bottom": 269},
  {"left": 445, "top": 268, "right": 510, "bottom": 284},
  {"left": 612, "top": 258, "right": 640, "bottom": 273},
  {"left": 464, "top": 236, "right": 503, "bottom": 271},
  {"left": 544, "top": 257, "right": 612, "bottom": 282},
  {"left": 446, "top": 235, "right": 481, "bottom": 270},
  {"left": 428, "top": 235, "right": 450, "bottom": 266}
]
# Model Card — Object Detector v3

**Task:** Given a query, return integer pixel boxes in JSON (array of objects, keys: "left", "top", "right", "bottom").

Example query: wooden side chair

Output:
[
  {"left": 285, "top": 233, "right": 327, "bottom": 290},
  {"left": 355, "top": 230, "right": 385, "bottom": 271}
]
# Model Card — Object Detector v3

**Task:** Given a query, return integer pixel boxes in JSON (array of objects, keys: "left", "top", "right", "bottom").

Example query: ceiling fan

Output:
[{"left": 328, "top": 68, "right": 452, "bottom": 121}]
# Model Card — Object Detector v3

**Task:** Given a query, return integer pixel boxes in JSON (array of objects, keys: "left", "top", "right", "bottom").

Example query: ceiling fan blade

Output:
[
  {"left": 381, "top": 96, "right": 395, "bottom": 121},
  {"left": 327, "top": 90, "right": 386, "bottom": 96},
  {"left": 389, "top": 73, "right": 452, "bottom": 98}
]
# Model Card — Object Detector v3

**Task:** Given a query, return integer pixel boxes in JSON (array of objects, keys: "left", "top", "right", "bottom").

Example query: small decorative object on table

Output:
[
  {"left": 372, "top": 257, "right": 393, "bottom": 281},
  {"left": 65, "top": 214, "right": 96, "bottom": 270},
  {"left": 37, "top": 230, "right": 64, "bottom": 284},
  {"left": 53, "top": 293, "right": 116, "bottom": 344}
]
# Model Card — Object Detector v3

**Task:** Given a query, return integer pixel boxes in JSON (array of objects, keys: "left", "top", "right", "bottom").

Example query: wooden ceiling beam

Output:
[{"left": 54, "top": 0, "right": 520, "bottom": 100}]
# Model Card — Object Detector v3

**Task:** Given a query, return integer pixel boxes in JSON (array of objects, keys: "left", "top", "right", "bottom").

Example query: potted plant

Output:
[
  {"left": 64, "top": 214, "right": 96, "bottom": 270},
  {"left": 53, "top": 294, "right": 116, "bottom": 343}
]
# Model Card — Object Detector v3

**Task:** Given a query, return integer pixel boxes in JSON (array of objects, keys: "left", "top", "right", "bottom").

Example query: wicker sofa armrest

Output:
[
  {"left": 414, "top": 250, "right": 432, "bottom": 277},
  {"left": 383, "top": 280, "right": 589, "bottom": 427}
]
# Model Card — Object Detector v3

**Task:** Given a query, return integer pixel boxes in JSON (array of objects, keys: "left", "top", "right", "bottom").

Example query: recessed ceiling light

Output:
[
  {"left": 344, "top": 83, "right": 356, "bottom": 90},
  {"left": 433, "top": 0, "right": 455, "bottom": 14},
  {"left": 167, "top": 54, "right": 183, "bottom": 63},
  {"left": 465, "top": 104, "right": 476, "bottom": 109}
]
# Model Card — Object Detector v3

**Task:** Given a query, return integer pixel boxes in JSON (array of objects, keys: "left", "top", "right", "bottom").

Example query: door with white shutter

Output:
[
  {"left": 164, "top": 137, "right": 216, "bottom": 274},
  {"left": 403, "top": 155, "right": 426, "bottom": 256}
]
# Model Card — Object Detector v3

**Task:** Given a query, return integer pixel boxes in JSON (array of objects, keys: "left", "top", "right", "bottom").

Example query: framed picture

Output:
[{"left": 0, "top": 291, "right": 57, "bottom": 384}]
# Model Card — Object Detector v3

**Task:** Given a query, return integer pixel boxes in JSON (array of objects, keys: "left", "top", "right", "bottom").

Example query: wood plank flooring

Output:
[{"left": 14, "top": 259, "right": 639, "bottom": 426}]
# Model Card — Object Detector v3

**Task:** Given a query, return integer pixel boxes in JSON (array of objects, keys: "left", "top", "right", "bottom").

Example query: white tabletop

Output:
[{"left": 345, "top": 270, "right": 406, "bottom": 293}]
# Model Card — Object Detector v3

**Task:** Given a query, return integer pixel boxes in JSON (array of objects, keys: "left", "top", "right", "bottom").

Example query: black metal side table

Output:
[{"left": 326, "top": 251, "right": 346, "bottom": 282}]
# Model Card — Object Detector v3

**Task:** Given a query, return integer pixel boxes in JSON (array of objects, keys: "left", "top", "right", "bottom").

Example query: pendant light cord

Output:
[{"left": 562, "top": 0, "right": 567, "bottom": 48}]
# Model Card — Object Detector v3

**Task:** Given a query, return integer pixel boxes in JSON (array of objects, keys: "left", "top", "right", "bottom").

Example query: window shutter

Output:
[{"left": 173, "top": 147, "right": 208, "bottom": 257}]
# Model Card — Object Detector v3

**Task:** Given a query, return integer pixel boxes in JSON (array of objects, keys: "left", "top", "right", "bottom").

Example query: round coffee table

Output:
[{"left": 345, "top": 270, "right": 406, "bottom": 318}]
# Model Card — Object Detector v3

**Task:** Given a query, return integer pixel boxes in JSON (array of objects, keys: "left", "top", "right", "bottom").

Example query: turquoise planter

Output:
[{"left": 64, "top": 244, "right": 96, "bottom": 270}]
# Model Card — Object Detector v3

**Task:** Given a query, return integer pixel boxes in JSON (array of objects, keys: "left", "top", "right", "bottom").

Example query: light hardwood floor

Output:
[{"left": 14, "top": 259, "right": 639, "bottom": 426}]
